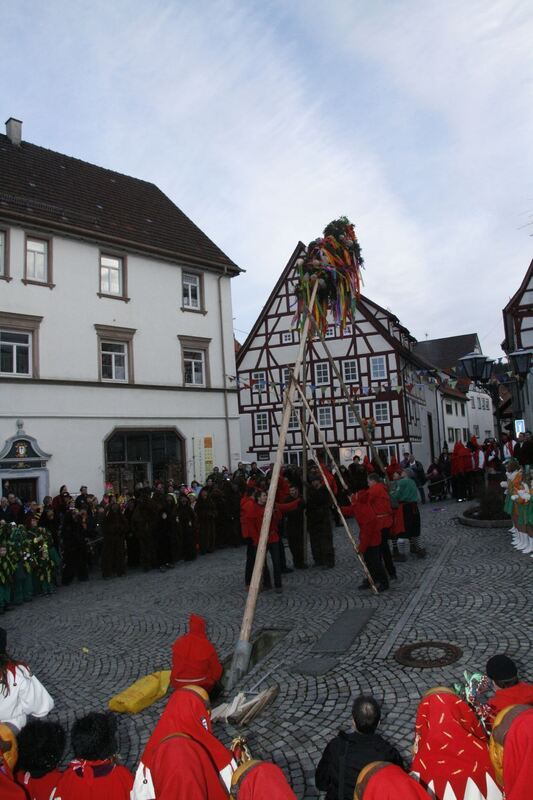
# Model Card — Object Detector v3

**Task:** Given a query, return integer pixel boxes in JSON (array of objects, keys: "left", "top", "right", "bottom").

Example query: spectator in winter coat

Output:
[
  {"left": 348, "top": 456, "right": 368, "bottom": 492},
  {"left": 277, "top": 485, "right": 306, "bottom": 569},
  {"left": 315, "top": 695, "right": 404, "bottom": 800},
  {"left": 170, "top": 614, "right": 223, "bottom": 695}
]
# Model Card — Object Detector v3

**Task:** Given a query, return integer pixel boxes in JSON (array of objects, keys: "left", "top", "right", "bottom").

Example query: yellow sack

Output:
[{"left": 108, "top": 670, "right": 171, "bottom": 714}]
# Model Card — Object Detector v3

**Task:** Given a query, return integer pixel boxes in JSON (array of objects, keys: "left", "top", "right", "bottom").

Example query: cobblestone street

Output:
[{"left": 6, "top": 502, "right": 533, "bottom": 799}]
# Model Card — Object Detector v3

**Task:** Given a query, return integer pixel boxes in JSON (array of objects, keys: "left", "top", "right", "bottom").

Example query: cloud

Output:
[{"left": 1, "top": 0, "right": 531, "bottom": 358}]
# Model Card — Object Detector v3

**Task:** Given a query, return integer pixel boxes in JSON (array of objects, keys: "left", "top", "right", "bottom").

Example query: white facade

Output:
[
  {"left": 1, "top": 226, "right": 240, "bottom": 499},
  {"left": 466, "top": 385, "right": 495, "bottom": 442}
]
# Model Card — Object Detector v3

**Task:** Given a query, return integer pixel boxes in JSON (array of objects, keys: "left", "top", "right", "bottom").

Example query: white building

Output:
[
  {"left": 0, "top": 118, "right": 241, "bottom": 500},
  {"left": 415, "top": 334, "right": 495, "bottom": 447}
]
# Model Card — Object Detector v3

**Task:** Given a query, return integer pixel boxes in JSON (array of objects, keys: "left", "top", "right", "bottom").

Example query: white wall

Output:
[{"left": 1, "top": 224, "right": 241, "bottom": 494}]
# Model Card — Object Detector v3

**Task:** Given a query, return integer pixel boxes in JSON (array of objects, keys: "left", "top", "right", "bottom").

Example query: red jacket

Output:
[
  {"left": 152, "top": 735, "right": 229, "bottom": 800},
  {"left": 488, "top": 681, "right": 533, "bottom": 718},
  {"left": 341, "top": 491, "right": 381, "bottom": 553},
  {"left": 16, "top": 769, "right": 62, "bottom": 800},
  {"left": 249, "top": 502, "right": 280, "bottom": 546},
  {"left": 170, "top": 614, "right": 223, "bottom": 693},
  {"left": 367, "top": 482, "right": 393, "bottom": 529},
  {"left": 240, "top": 496, "right": 256, "bottom": 540},
  {"left": 50, "top": 761, "right": 133, "bottom": 800}
]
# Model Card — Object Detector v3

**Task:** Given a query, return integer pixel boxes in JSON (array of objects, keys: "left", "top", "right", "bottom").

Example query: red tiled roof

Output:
[{"left": 0, "top": 133, "right": 239, "bottom": 273}]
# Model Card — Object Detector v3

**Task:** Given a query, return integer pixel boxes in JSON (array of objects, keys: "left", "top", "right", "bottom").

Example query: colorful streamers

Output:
[{"left": 293, "top": 216, "right": 364, "bottom": 335}]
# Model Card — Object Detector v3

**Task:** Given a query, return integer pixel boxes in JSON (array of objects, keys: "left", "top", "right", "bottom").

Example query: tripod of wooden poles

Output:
[{"left": 227, "top": 281, "right": 388, "bottom": 688}]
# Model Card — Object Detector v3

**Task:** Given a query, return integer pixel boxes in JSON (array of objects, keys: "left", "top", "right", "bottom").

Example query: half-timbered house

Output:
[
  {"left": 236, "top": 243, "right": 440, "bottom": 469},
  {"left": 502, "top": 258, "right": 533, "bottom": 430}
]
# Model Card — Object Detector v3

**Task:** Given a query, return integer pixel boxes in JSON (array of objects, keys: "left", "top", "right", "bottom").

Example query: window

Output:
[
  {"left": 183, "top": 350, "right": 205, "bottom": 386},
  {"left": 325, "top": 325, "right": 335, "bottom": 338},
  {"left": 447, "top": 427, "right": 454, "bottom": 442},
  {"left": 282, "top": 367, "right": 291, "bottom": 386},
  {"left": 343, "top": 324, "right": 352, "bottom": 337},
  {"left": 288, "top": 409, "right": 300, "bottom": 430},
  {"left": 0, "top": 331, "right": 31, "bottom": 376},
  {"left": 178, "top": 335, "right": 211, "bottom": 388},
  {"left": 101, "top": 341, "right": 128, "bottom": 382},
  {"left": 255, "top": 412, "right": 269, "bottom": 433},
  {"left": 318, "top": 406, "right": 333, "bottom": 428},
  {"left": 445, "top": 403, "right": 453, "bottom": 415},
  {"left": 473, "top": 425, "right": 480, "bottom": 437},
  {"left": 347, "top": 405, "right": 358, "bottom": 425},
  {"left": 454, "top": 403, "right": 458, "bottom": 415},
  {"left": 0, "top": 312, "right": 42, "bottom": 377},
  {"left": 95, "top": 324, "right": 135, "bottom": 384},
  {"left": 24, "top": 236, "right": 53, "bottom": 286},
  {"left": 485, "top": 429, "right": 492, "bottom": 439},
  {"left": 477, "top": 397, "right": 482, "bottom": 409},
  {"left": 182, "top": 272, "right": 201, "bottom": 310},
  {"left": 461, "top": 405, "right": 465, "bottom": 417},
  {"left": 99, "top": 254, "right": 125, "bottom": 298},
  {"left": 370, "top": 356, "right": 386, "bottom": 380},
  {"left": 374, "top": 402, "right": 390, "bottom": 424},
  {"left": 463, "top": 428, "right": 468, "bottom": 440},
  {"left": 343, "top": 360, "right": 358, "bottom": 383},
  {"left": 281, "top": 331, "right": 293, "bottom": 344},
  {"left": 0, "top": 230, "right": 9, "bottom": 280},
  {"left": 252, "top": 370, "right": 266, "bottom": 391},
  {"left": 315, "top": 362, "right": 330, "bottom": 386},
  {"left": 471, "top": 397, "right": 475, "bottom": 409},
  {"left": 485, "top": 398, "right": 490, "bottom": 410}
]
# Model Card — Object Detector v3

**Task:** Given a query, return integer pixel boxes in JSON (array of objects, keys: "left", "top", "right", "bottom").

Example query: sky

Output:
[{"left": 2, "top": 0, "right": 532, "bottom": 359}]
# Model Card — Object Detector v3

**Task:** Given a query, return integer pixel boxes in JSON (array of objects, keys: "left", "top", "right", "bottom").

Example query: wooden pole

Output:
[
  {"left": 227, "top": 281, "right": 319, "bottom": 688},
  {"left": 306, "top": 313, "right": 388, "bottom": 479},
  {"left": 299, "top": 422, "right": 378, "bottom": 594}
]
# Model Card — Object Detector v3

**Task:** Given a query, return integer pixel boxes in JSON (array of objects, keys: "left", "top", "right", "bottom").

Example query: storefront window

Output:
[{"left": 105, "top": 429, "right": 184, "bottom": 494}]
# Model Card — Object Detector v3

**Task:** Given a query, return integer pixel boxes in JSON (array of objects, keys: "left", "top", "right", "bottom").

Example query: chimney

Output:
[{"left": 5, "top": 117, "right": 22, "bottom": 146}]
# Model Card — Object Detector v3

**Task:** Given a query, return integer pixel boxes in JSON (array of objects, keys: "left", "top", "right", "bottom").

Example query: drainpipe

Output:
[{"left": 218, "top": 270, "right": 232, "bottom": 469}]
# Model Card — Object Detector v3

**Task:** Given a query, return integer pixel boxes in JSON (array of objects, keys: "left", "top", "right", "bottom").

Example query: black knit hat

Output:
[
  {"left": 0, "top": 627, "right": 6, "bottom": 654},
  {"left": 486, "top": 654, "right": 518, "bottom": 681}
]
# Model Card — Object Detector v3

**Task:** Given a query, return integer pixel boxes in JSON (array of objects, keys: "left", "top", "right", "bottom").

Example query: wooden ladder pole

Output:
[
  {"left": 298, "top": 421, "right": 379, "bottom": 594},
  {"left": 235, "top": 281, "right": 319, "bottom": 649}
]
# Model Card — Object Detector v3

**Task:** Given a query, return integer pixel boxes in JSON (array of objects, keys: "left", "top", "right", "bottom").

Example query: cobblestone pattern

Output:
[{"left": 4, "top": 503, "right": 533, "bottom": 798}]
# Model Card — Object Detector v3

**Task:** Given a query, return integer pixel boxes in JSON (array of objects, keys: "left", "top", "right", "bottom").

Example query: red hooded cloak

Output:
[
  {"left": 170, "top": 614, "right": 223, "bottom": 692},
  {"left": 411, "top": 689, "right": 496, "bottom": 800}
]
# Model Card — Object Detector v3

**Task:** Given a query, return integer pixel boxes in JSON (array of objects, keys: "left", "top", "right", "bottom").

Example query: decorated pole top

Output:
[{"left": 293, "top": 216, "right": 364, "bottom": 335}]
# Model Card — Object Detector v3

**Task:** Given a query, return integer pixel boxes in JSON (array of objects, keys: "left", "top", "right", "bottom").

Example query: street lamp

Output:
[
  {"left": 458, "top": 352, "right": 501, "bottom": 439},
  {"left": 458, "top": 352, "right": 489, "bottom": 381},
  {"left": 508, "top": 348, "right": 532, "bottom": 380}
]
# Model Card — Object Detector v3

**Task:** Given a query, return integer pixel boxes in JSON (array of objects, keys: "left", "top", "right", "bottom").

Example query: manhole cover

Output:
[{"left": 394, "top": 641, "right": 462, "bottom": 668}]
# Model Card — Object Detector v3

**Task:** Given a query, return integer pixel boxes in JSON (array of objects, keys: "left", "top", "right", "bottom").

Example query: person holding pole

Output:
[{"left": 307, "top": 473, "right": 335, "bottom": 569}]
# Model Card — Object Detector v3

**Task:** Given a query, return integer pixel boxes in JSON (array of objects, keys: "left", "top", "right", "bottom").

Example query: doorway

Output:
[
  {"left": 427, "top": 413, "right": 435, "bottom": 462},
  {"left": 2, "top": 477, "right": 38, "bottom": 501}
]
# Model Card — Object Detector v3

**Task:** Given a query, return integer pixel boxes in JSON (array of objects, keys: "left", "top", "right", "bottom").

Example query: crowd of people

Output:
[
  {"left": 1, "top": 453, "right": 430, "bottom": 607},
  {"left": 1, "top": 429, "right": 526, "bottom": 609},
  {"left": 1, "top": 620, "right": 532, "bottom": 799}
]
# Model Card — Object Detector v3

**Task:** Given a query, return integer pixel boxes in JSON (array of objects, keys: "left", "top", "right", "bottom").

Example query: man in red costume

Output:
[
  {"left": 341, "top": 491, "right": 389, "bottom": 592},
  {"left": 50, "top": 713, "right": 133, "bottom": 799},
  {"left": 486, "top": 654, "right": 533, "bottom": 720},
  {"left": 132, "top": 684, "right": 235, "bottom": 800},
  {"left": 367, "top": 475, "right": 396, "bottom": 581},
  {"left": 170, "top": 614, "right": 223, "bottom": 695}
]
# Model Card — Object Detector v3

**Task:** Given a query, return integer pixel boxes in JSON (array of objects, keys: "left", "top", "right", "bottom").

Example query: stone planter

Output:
[{"left": 458, "top": 514, "right": 511, "bottom": 529}]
